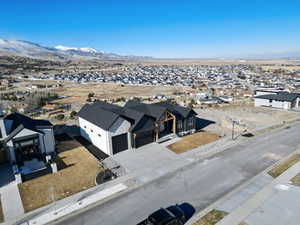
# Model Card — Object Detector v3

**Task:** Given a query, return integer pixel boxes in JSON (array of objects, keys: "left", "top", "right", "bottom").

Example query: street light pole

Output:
[{"left": 232, "top": 120, "right": 237, "bottom": 140}]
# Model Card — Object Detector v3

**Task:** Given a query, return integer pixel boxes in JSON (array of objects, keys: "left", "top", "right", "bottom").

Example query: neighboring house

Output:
[
  {"left": 78, "top": 100, "right": 197, "bottom": 156},
  {"left": 254, "top": 92, "right": 300, "bottom": 110},
  {"left": 0, "top": 111, "right": 56, "bottom": 180}
]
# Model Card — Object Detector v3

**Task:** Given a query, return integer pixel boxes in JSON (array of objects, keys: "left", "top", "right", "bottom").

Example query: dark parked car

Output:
[{"left": 137, "top": 203, "right": 195, "bottom": 225}]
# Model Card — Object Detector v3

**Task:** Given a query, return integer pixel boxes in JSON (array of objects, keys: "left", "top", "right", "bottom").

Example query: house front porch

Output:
[{"left": 13, "top": 135, "right": 47, "bottom": 175}]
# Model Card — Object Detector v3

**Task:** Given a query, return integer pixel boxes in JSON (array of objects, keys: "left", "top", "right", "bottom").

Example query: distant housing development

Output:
[
  {"left": 78, "top": 100, "right": 197, "bottom": 155},
  {"left": 254, "top": 90, "right": 300, "bottom": 110}
]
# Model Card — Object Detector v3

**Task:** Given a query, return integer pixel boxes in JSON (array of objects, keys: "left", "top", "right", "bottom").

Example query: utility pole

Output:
[
  {"left": 231, "top": 120, "right": 238, "bottom": 140},
  {"left": 231, "top": 119, "right": 246, "bottom": 140}
]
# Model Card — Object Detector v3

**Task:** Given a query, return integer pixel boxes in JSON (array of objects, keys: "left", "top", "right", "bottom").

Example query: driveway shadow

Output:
[
  {"left": 0, "top": 164, "right": 15, "bottom": 187},
  {"left": 196, "top": 117, "right": 216, "bottom": 130}
]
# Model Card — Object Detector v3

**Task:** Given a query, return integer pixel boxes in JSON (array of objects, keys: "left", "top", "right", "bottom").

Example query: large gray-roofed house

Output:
[{"left": 78, "top": 100, "right": 197, "bottom": 156}]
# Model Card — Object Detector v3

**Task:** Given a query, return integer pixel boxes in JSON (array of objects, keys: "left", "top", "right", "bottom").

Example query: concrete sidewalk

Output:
[
  {"left": 0, "top": 165, "right": 24, "bottom": 223},
  {"left": 216, "top": 161, "right": 300, "bottom": 225}
]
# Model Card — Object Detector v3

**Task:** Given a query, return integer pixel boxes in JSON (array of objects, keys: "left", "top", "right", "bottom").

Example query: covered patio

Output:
[{"left": 13, "top": 135, "right": 47, "bottom": 175}]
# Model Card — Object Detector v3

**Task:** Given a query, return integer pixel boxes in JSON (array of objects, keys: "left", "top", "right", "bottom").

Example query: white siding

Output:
[
  {"left": 79, "top": 117, "right": 111, "bottom": 155},
  {"left": 254, "top": 98, "right": 291, "bottom": 110},
  {"left": 79, "top": 116, "right": 131, "bottom": 156},
  {"left": 41, "top": 128, "right": 55, "bottom": 153}
]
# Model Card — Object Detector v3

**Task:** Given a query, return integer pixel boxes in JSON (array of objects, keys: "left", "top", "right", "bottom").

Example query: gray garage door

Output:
[
  {"left": 135, "top": 131, "right": 154, "bottom": 148},
  {"left": 112, "top": 133, "right": 128, "bottom": 154}
]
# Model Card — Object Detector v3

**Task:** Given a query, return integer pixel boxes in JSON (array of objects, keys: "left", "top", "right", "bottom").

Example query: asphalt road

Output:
[{"left": 54, "top": 123, "right": 300, "bottom": 225}]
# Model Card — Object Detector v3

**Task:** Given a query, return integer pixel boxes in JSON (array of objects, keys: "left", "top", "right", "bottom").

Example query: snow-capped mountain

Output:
[
  {"left": 0, "top": 39, "right": 146, "bottom": 61},
  {"left": 0, "top": 39, "right": 66, "bottom": 60},
  {"left": 55, "top": 45, "right": 102, "bottom": 54}
]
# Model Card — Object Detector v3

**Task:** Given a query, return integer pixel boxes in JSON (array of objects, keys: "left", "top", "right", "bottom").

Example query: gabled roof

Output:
[
  {"left": 124, "top": 100, "right": 166, "bottom": 120},
  {"left": 1, "top": 113, "right": 52, "bottom": 143},
  {"left": 153, "top": 101, "right": 197, "bottom": 118},
  {"left": 5, "top": 113, "right": 52, "bottom": 135},
  {"left": 255, "top": 92, "right": 300, "bottom": 102},
  {"left": 77, "top": 103, "right": 120, "bottom": 130}
]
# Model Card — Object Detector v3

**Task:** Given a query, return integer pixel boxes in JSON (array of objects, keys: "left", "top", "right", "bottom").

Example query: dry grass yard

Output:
[
  {"left": 167, "top": 131, "right": 220, "bottom": 154},
  {"left": 193, "top": 209, "right": 228, "bottom": 225},
  {"left": 193, "top": 209, "right": 248, "bottom": 225},
  {"left": 18, "top": 139, "right": 103, "bottom": 212},
  {"left": 291, "top": 173, "right": 300, "bottom": 186},
  {"left": 268, "top": 153, "right": 300, "bottom": 178}
]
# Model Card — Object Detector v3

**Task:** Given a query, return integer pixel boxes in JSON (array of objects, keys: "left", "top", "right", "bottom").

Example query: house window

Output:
[
  {"left": 98, "top": 134, "right": 101, "bottom": 137},
  {"left": 269, "top": 99, "right": 272, "bottom": 103},
  {"left": 188, "top": 117, "right": 194, "bottom": 127},
  {"left": 177, "top": 121, "right": 183, "bottom": 129}
]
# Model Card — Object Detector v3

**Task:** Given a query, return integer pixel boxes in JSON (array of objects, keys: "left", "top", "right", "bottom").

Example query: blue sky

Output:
[{"left": 0, "top": 0, "right": 300, "bottom": 58}]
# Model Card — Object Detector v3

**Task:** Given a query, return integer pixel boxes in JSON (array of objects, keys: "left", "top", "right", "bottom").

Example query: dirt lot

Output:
[
  {"left": 167, "top": 131, "right": 220, "bottom": 154},
  {"left": 195, "top": 105, "right": 300, "bottom": 136},
  {"left": 18, "top": 138, "right": 102, "bottom": 212}
]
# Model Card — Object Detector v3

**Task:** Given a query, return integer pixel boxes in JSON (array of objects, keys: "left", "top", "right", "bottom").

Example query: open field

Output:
[
  {"left": 261, "top": 65, "right": 300, "bottom": 71},
  {"left": 53, "top": 83, "right": 189, "bottom": 108},
  {"left": 167, "top": 131, "right": 220, "bottom": 154},
  {"left": 268, "top": 153, "right": 300, "bottom": 178},
  {"left": 195, "top": 105, "right": 300, "bottom": 136},
  {"left": 18, "top": 139, "right": 102, "bottom": 212},
  {"left": 140, "top": 58, "right": 300, "bottom": 66}
]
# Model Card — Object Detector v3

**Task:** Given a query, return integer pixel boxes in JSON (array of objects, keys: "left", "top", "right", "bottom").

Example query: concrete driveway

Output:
[{"left": 0, "top": 164, "right": 24, "bottom": 223}]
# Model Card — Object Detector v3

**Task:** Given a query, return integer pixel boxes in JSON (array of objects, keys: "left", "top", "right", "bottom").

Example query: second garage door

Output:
[
  {"left": 135, "top": 131, "right": 154, "bottom": 148},
  {"left": 112, "top": 133, "right": 128, "bottom": 155}
]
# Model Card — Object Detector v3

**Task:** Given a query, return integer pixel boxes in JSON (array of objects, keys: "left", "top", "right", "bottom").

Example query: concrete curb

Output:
[
  {"left": 21, "top": 184, "right": 128, "bottom": 225},
  {"left": 185, "top": 147, "right": 300, "bottom": 225}
]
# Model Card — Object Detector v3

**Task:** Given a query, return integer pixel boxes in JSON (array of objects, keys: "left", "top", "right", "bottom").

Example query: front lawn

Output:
[
  {"left": 18, "top": 138, "right": 103, "bottom": 212},
  {"left": 167, "top": 131, "right": 220, "bottom": 154}
]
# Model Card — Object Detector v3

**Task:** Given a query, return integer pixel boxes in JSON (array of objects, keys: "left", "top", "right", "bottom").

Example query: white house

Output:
[
  {"left": 78, "top": 116, "right": 132, "bottom": 156},
  {"left": 254, "top": 92, "right": 300, "bottom": 110},
  {"left": 0, "top": 111, "right": 56, "bottom": 181}
]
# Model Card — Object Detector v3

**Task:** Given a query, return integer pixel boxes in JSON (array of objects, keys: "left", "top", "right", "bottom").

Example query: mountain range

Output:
[{"left": 0, "top": 39, "right": 148, "bottom": 61}]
